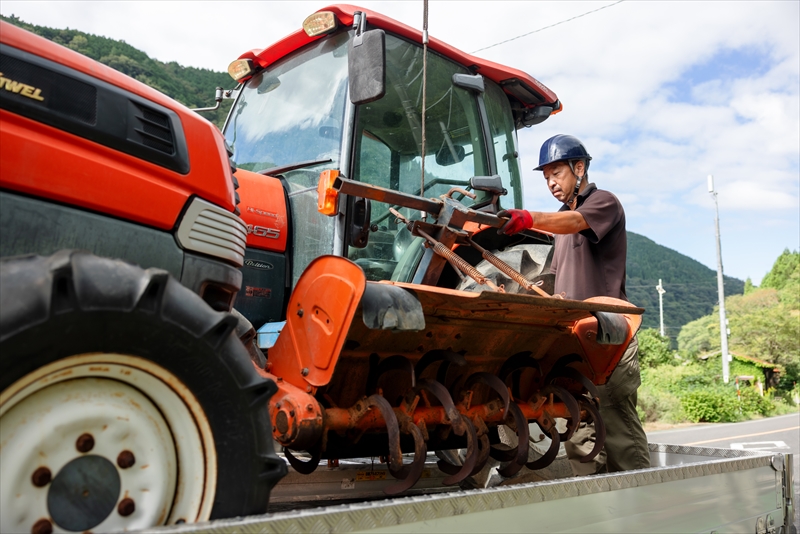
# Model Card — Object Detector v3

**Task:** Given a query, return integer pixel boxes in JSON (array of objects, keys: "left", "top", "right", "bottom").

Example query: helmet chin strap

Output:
[{"left": 565, "top": 160, "right": 585, "bottom": 208}]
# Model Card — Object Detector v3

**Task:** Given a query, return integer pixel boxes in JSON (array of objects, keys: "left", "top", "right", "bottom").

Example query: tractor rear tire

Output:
[{"left": 0, "top": 251, "right": 286, "bottom": 533}]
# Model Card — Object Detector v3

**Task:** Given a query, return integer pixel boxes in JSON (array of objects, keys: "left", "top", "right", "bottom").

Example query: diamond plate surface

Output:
[{"left": 154, "top": 447, "right": 777, "bottom": 534}]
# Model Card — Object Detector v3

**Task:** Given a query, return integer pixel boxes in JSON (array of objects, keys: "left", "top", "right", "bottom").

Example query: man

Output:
[{"left": 498, "top": 134, "right": 650, "bottom": 475}]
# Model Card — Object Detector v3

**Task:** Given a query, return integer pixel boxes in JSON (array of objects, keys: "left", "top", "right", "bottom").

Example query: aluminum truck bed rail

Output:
[{"left": 150, "top": 444, "right": 793, "bottom": 534}]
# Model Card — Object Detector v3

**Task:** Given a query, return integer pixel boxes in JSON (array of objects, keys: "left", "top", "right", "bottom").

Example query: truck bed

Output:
[{"left": 154, "top": 443, "right": 793, "bottom": 533}]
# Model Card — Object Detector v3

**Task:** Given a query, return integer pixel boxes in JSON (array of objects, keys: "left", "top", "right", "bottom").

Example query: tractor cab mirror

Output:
[
  {"left": 435, "top": 144, "right": 465, "bottom": 166},
  {"left": 347, "top": 196, "right": 372, "bottom": 248},
  {"left": 469, "top": 175, "right": 506, "bottom": 196},
  {"left": 469, "top": 175, "right": 507, "bottom": 212},
  {"left": 348, "top": 13, "right": 385, "bottom": 105}
]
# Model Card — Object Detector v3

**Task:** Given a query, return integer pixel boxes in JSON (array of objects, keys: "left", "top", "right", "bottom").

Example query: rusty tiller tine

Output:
[
  {"left": 464, "top": 372, "right": 510, "bottom": 415},
  {"left": 385, "top": 423, "right": 428, "bottom": 495},
  {"left": 470, "top": 433, "right": 491, "bottom": 476},
  {"left": 441, "top": 417, "right": 478, "bottom": 485},
  {"left": 578, "top": 397, "right": 606, "bottom": 464},
  {"left": 366, "top": 394, "right": 404, "bottom": 472},
  {"left": 543, "top": 354, "right": 583, "bottom": 384},
  {"left": 498, "top": 351, "right": 539, "bottom": 398},
  {"left": 366, "top": 355, "right": 415, "bottom": 395},
  {"left": 525, "top": 424, "right": 560, "bottom": 471},
  {"left": 414, "top": 379, "right": 463, "bottom": 431},
  {"left": 489, "top": 444, "right": 515, "bottom": 463},
  {"left": 415, "top": 349, "right": 467, "bottom": 383},
  {"left": 541, "top": 385, "right": 581, "bottom": 442},
  {"left": 547, "top": 366, "right": 601, "bottom": 406},
  {"left": 460, "top": 374, "right": 506, "bottom": 476},
  {"left": 285, "top": 443, "right": 321, "bottom": 475},
  {"left": 414, "top": 379, "right": 478, "bottom": 484},
  {"left": 495, "top": 401, "right": 530, "bottom": 477}
]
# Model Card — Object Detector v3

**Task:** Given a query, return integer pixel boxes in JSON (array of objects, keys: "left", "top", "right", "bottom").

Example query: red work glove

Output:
[{"left": 497, "top": 209, "right": 533, "bottom": 235}]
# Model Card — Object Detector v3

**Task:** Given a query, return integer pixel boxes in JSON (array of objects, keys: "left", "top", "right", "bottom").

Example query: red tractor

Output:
[
  {"left": 0, "top": 19, "right": 284, "bottom": 531},
  {"left": 1, "top": 5, "right": 641, "bottom": 532}
]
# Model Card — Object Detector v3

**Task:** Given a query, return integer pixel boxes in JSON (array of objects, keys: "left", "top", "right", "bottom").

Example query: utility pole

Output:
[
  {"left": 708, "top": 175, "right": 730, "bottom": 383},
  {"left": 656, "top": 279, "right": 666, "bottom": 337}
]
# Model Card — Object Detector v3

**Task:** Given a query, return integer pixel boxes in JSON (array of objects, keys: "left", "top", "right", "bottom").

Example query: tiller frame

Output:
[{"left": 253, "top": 176, "right": 643, "bottom": 494}]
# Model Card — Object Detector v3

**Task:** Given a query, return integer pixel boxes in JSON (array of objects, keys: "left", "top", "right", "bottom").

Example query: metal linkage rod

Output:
[
  {"left": 415, "top": 228, "right": 502, "bottom": 292},
  {"left": 467, "top": 238, "right": 552, "bottom": 298}
]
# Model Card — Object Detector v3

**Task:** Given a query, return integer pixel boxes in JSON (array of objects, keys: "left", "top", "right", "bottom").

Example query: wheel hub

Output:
[{"left": 48, "top": 455, "right": 121, "bottom": 531}]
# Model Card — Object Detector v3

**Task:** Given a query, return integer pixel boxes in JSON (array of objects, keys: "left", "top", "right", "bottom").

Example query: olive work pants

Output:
[{"left": 564, "top": 335, "right": 651, "bottom": 475}]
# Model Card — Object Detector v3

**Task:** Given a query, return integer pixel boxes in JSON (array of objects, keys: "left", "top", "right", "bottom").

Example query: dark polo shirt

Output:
[{"left": 550, "top": 183, "right": 628, "bottom": 301}]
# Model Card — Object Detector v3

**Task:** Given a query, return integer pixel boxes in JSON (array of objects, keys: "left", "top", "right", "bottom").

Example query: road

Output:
[{"left": 648, "top": 412, "right": 800, "bottom": 532}]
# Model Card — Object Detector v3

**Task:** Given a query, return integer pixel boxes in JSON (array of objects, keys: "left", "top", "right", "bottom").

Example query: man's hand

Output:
[{"left": 497, "top": 209, "right": 533, "bottom": 235}]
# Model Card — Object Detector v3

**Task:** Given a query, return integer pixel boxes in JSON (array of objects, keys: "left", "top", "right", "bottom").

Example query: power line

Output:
[{"left": 471, "top": 1, "right": 625, "bottom": 54}]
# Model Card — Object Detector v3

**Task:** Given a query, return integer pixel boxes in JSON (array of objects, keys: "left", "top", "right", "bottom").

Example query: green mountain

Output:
[
  {"left": 626, "top": 232, "right": 744, "bottom": 338},
  {"left": 3, "top": 16, "right": 745, "bottom": 337},
  {"left": 1, "top": 14, "right": 232, "bottom": 127}
]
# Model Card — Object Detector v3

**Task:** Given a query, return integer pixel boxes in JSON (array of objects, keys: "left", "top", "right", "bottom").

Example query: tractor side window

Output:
[
  {"left": 484, "top": 80, "right": 523, "bottom": 209},
  {"left": 349, "top": 34, "right": 489, "bottom": 281}
]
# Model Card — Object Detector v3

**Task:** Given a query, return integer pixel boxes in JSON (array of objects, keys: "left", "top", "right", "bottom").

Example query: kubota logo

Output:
[
  {"left": 246, "top": 224, "right": 280, "bottom": 239},
  {"left": 0, "top": 73, "right": 45, "bottom": 101}
]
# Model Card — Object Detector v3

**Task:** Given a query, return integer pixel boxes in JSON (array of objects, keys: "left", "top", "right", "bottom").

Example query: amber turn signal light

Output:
[
  {"left": 303, "top": 12, "right": 338, "bottom": 37},
  {"left": 317, "top": 170, "right": 340, "bottom": 216},
  {"left": 228, "top": 59, "right": 255, "bottom": 82}
]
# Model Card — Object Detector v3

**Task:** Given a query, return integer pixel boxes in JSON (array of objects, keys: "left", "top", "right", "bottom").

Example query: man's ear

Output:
[{"left": 573, "top": 160, "right": 586, "bottom": 177}]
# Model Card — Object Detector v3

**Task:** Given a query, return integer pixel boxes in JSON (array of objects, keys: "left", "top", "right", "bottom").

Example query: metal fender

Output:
[
  {"left": 573, "top": 296, "right": 643, "bottom": 385},
  {"left": 268, "top": 256, "right": 366, "bottom": 389}
]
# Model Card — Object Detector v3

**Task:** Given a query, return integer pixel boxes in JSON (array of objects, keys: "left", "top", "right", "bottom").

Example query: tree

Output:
[
  {"left": 638, "top": 328, "right": 675, "bottom": 368},
  {"left": 744, "top": 277, "right": 756, "bottom": 294},
  {"left": 761, "top": 249, "right": 799, "bottom": 291},
  {"left": 678, "top": 250, "right": 800, "bottom": 391},
  {"left": 678, "top": 314, "right": 719, "bottom": 357}
]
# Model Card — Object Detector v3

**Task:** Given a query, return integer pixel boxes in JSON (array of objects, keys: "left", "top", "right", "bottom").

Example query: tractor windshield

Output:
[
  {"left": 347, "top": 33, "right": 521, "bottom": 281},
  {"left": 224, "top": 33, "right": 350, "bottom": 173}
]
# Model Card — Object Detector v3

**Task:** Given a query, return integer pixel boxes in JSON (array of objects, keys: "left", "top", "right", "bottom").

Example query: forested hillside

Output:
[
  {"left": 677, "top": 250, "right": 799, "bottom": 387},
  {"left": 3, "top": 15, "right": 746, "bottom": 339},
  {"left": 626, "top": 232, "right": 744, "bottom": 336},
  {"left": 1, "top": 14, "right": 233, "bottom": 127}
]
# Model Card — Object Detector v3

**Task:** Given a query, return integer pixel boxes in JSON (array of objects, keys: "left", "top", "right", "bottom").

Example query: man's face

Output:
[{"left": 542, "top": 161, "right": 578, "bottom": 203}]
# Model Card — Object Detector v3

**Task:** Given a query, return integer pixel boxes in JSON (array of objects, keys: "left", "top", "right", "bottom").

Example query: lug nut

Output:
[
  {"left": 301, "top": 368, "right": 309, "bottom": 376},
  {"left": 76, "top": 433, "right": 94, "bottom": 453},
  {"left": 31, "top": 467, "right": 51, "bottom": 487},
  {"left": 306, "top": 404, "right": 314, "bottom": 412},
  {"left": 31, "top": 518, "right": 52, "bottom": 534},
  {"left": 118, "top": 497, "right": 135, "bottom": 517},
  {"left": 117, "top": 450, "right": 135, "bottom": 469}
]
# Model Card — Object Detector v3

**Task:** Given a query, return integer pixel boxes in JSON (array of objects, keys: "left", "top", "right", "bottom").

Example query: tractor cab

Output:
[{"left": 224, "top": 5, "right": 561, "bottom": 306}]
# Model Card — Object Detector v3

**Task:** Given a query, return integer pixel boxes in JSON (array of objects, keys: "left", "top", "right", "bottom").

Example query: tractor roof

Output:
[{"left": 237, "top": 4, "right": 561, "bottom": 114}]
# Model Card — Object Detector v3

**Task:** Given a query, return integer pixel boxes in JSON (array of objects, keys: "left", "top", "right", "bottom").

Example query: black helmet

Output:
[{"left": 534, "top": 134, "right": 592, "bottom": 171}]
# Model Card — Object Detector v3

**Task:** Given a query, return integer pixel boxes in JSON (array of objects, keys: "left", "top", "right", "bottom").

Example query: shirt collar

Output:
[{"left": 558, "top": 183, "right": 597, "bottom": 212}]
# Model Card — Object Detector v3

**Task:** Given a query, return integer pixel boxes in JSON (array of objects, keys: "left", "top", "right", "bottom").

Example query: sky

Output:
[{"left": 2, "top": 0, "right": 798, "bottom": 286}]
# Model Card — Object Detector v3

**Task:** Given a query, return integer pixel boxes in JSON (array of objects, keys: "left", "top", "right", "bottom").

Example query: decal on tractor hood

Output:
[
  {"left": 0, "top": 72, "right": 45, "bottom": 101},
  {"left": 246, "top": 225, "right": 280, "bottom": 240}
]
